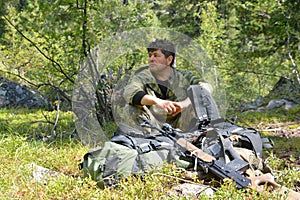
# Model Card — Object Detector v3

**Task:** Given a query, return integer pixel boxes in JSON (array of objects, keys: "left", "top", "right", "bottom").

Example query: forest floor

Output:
[
  {"left": 258, "top": 121, "right": 300, "bottom": 166},
  {"left": 0, "top": 107, "right": 299, "bottom": 199}
]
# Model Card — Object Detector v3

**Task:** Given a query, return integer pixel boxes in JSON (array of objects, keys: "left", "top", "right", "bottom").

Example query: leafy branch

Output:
[{"left": 2, "top": 15, "right": 75, "bottom": 84}]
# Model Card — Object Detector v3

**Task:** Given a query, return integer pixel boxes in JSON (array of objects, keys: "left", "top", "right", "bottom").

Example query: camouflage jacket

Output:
[
  {"left": 124, "top": 66, "right": 201, "bottom": 104},
  {"left": 122, "top": 66, "right": 201, "bottom": 129}
]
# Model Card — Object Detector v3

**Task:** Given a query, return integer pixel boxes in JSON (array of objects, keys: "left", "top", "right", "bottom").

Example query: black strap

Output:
[
  {"left": 110, "top": 134, "right": 138, "bottom": 149},
  {"left": 261, "top": 137, "right": 274, "bottom": 149},
  {"left": 231, "top": 128, "right": 264, "bottom": 158},
  {"left": 111, "top": 134, "right": 173, "bottom": 155},
  {"left": 187, "top": 85, "right": 210, "bottom": 129}
]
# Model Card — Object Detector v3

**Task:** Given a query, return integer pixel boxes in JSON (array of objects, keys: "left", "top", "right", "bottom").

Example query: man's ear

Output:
[{"left": 167, "top": 55, "right": 173, "bottom": 66}]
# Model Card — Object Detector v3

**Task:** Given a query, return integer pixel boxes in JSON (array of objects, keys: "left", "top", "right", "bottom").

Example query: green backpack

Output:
[{"left": 79, "top": 134, "right": 190, "bottom": 188}]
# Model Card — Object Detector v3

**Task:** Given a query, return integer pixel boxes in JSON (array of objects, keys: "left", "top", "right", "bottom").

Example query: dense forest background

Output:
[{"left": 0, "top": 0, "right": 299, "bottom": 115}]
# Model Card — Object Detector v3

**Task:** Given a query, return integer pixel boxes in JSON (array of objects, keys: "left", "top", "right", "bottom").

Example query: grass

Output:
[{"left": 0, "top": 107, "right": 299, "bottom": 199}]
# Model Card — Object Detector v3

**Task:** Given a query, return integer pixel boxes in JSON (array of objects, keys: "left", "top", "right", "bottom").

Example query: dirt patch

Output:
[
  {"left": 257, "top": 121, "right": 300, "bottom": 138},
  {"left": 257, "top": 122, "right": 300, "bottom": 168}
]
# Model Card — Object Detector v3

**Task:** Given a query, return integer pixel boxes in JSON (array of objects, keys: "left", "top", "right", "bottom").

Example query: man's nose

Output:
[{"left": 149, "top": 55, "right": 155, "bottom": 62}]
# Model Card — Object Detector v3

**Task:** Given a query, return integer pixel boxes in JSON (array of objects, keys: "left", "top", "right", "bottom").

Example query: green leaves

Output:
[
  {"left": 0, "top": 0, "right": 299, "bottom": 109},
  {"left": 0, "top": 0, "right": 158, "bottom": 108}
]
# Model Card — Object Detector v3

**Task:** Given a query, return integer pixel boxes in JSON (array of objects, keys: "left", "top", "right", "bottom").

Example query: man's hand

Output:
[
  {"left": 155, "top": 99, "right": 178, "bottom": 114},
  {"left": 171, "top": 98, "right": 192, "bottom": 116},
  {"left": 156, "top": 98, "right": 191, "bottom": 117},
  {"left": 156, "top": 98, "right": 191, "bottom": 116}
]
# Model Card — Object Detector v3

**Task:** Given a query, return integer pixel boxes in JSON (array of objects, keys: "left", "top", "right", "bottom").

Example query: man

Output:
[{"left": 122, "top": 39, "right": 219, "bottom": 132}]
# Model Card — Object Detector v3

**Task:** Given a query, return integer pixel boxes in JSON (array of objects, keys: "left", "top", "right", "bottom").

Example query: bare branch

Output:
[
  {"left": 286, "top": 28, "right": 300, "bottom": 85},
  {"left": 51, "top": 93, "right": 60, "bottom": 138},
  {"left": 82, "top": 0, "right": 88, "bottom": 56}
]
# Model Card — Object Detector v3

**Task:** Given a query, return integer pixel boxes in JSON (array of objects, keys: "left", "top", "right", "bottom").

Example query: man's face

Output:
[{"left": 148, "top": 49, "right": 173, "bottom": 74}]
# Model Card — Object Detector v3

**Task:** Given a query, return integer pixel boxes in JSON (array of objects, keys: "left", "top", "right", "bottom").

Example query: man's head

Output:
[{"left": 147, "top": 39, "right": 176, "bottom": 67}]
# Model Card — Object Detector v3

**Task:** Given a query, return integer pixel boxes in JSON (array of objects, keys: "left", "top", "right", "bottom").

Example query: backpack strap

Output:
[
  {"left": 214, "top": 121, "right": 274, "bottom": 159},
  {"left": 234, "top": 128, "right": 263, "bottom": 158},
  {"left": 261, "top": 137, "right": 274, "bottom": 149},
  {"left": 187, "top": 85, "right": 210, "bottom": 127},
  {"left": 111, "top": 134, "right": 138, "bottom": 149},
  {"left": 187, "top": 84, "right": 221, "bottom": 131},
  {"left": 110, "top": 134, "right": 173, "bottom": 154},
  {"left": 224, "top": 125, "right": 273, "bottom": 158}
]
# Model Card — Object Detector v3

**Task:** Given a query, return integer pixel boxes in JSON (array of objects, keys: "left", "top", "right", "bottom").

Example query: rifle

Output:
[{"left": 139, "top": 115, "right": 300, "bottom": 199}]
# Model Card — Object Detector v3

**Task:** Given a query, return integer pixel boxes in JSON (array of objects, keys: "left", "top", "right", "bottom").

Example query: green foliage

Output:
[
  {"left": 226, "top": 0, "right": 300, "bottom": 106},
  {"left": 154, "top": 1, "right": 202, "bottom": 37},
  {"left": 1, "top": 0, "right": 299, "bottom": 111},
  {"left": 0, "top": 0, "right": 159, "bottom": 109}
]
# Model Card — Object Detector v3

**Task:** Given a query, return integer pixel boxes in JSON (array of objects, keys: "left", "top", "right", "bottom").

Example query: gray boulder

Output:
[{"left": 0, "top": 76, "right": 48, "bottom": 109}]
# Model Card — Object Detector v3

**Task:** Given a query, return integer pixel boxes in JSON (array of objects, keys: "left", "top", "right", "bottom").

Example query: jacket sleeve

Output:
[
  {"left": 123, "top": 74, "right": 146, "bottom": 104},
  {"left": 181, "top": 70, "right": 203, "bottom": 85}
]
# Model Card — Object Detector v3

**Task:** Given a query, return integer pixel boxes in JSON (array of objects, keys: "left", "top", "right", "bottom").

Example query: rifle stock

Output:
[
  {"left": 176, "top": 138, "right": 251, "bottom": 189},
  {"left": 176, "top": 138, "right": 215, "bottom": 162}
]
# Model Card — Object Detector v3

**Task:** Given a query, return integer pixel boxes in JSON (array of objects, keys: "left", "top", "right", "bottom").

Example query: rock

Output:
[
  {"left": 266, "top": 99, "right": 286, "bottom": 110},
  {"left": 266, "top": 99, "right": 298, "bottom": 110},
  {"left": 238, "top": 96, "right": 266, "bottom": 111},
  {"left": 241, "top": 98, "right": 299, "bottom": 113},
  {"left": 265, "top": 76, "right": 300, "bottom": 104},
  {"left": 27, "top": 162, "right": 62, "bottom": 184},
  {"left": 171, "top": 183, "right": 215, "bottom": 198},
  {"left": 239, "top": 76, "right": 300, "bottom": 112},
  {"left": 0, "top": 76, "right": 48, "bottom": 109}
]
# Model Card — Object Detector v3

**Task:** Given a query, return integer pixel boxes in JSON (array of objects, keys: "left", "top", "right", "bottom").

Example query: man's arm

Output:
[{"left": 141, "top": 95, "right": 191, "bottom": 116}]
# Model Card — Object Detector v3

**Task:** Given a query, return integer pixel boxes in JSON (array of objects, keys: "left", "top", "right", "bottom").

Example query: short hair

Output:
[{"left": 147, "top": 39, "right": 176, "bottom": 67}]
